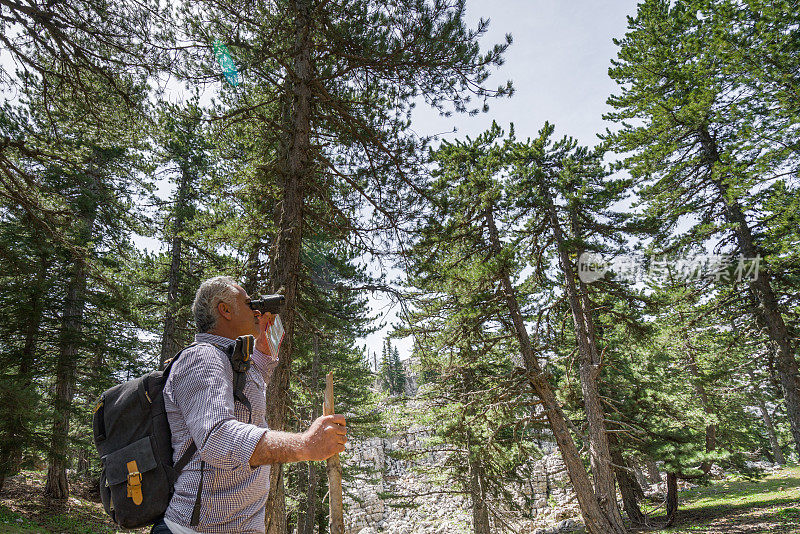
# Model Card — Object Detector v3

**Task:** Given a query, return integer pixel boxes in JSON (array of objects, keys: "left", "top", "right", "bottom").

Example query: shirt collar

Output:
[{"left": 195, "top": 332, "right": 236, "bottom": 348}]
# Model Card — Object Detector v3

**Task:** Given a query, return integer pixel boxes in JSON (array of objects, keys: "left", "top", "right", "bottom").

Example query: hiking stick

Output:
[{"left": 324, "top": 372, "right": 344, "bottom": 534}]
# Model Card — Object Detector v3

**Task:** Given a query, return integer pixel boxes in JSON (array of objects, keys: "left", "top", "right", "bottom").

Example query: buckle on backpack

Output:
[{"left": 126, "top": 460, "right": 143, "bottom": 505}]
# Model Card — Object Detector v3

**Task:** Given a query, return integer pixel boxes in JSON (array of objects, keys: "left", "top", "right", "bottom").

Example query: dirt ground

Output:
[{"left": 0, "top": 470, "right": 147, "bottom": 533}]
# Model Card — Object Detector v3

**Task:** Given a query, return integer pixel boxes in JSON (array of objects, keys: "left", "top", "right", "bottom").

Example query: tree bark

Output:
[
  {"left": 483, "top": 206, "right": 626, "bottom": 534},
  {"left": 699, "top": 127, "right": 800, "bottom": 458},
  {"left": 665, "top": 472, "right": 678, "bottom": 527},
  {"left": 265, "top": 1, "right": 313, "bottom": 529},
  {"left": 45, "top": 169, "right": 99, "bottom": 499},
  {"left": 468, "top": 453, "right": 491, "bottom": 534},
  {"left": 757, "top": 397, "right": 785, "bottom": 465},
  {"left": 159, "top": 164, "right": 193, "bottom": 369},
  {"left": 609, "top": 435, "right": 645, "bottom": 525}
]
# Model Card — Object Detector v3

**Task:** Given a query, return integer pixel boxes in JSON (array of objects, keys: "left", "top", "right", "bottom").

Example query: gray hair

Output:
[{"left": 193, "top": 276, "right": 241, "bottom": 333}]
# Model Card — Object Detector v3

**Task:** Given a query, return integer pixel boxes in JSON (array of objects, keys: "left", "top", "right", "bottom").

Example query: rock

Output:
[{"left": 558, "top": 518, "right": 575, "bottom": 530}]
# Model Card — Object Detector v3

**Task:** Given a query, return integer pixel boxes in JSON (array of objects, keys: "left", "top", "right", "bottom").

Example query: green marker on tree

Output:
[{"left": 212, "top": 40, "right": 239, "bottom": 86}]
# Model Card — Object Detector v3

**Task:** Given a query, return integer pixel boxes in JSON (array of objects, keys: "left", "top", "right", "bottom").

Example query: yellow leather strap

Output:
[{"left": 126, "top": 460, "right": 143, "bottom": 505}]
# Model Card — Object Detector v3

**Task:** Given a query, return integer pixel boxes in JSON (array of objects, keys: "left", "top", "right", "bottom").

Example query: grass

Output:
[{"left": 641, "top": 465, "right": 800, "bottom": 534}]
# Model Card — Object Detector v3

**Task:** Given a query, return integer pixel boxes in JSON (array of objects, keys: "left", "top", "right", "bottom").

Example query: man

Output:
[{"left": 152, "top": 276, "right": 346, "bottom": 534}]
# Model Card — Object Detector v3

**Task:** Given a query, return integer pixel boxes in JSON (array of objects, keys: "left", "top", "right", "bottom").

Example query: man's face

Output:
[{"left": 225, "top": 285, "right": 261, "bottom": 338}]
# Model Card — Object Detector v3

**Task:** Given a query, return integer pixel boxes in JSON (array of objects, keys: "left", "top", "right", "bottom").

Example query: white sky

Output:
[{"left": 364, "top": 0, "right": 640, "bottom": 364}]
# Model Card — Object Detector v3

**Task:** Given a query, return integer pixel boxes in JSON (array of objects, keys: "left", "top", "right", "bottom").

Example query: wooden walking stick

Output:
[{"left": 324, "top": 372, "right": 345, "bottom": 534}]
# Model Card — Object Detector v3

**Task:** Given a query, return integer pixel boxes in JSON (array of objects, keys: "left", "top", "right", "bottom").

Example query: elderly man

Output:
[{"left": 152, "top": 276, "right": 346, "bottom": 534}]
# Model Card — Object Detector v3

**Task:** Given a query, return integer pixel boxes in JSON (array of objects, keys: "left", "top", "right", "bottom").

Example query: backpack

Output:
[{"left": 92, "top": 336, "right": 254, "bottom": 529}]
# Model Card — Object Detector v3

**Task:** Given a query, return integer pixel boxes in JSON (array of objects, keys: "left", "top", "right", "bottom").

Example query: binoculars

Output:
[{"left": 248, "top": 294, "right": 286, "bottom": 315}]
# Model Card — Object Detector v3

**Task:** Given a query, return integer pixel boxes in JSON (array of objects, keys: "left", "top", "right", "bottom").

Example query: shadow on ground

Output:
[{"left": 634, "top": 467, "right": 800, "bottom": 534}]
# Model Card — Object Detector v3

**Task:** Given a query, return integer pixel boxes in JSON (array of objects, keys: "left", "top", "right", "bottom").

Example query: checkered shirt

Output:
[{"left": 163, "top": 333, "right": 279, "bottom": 533}]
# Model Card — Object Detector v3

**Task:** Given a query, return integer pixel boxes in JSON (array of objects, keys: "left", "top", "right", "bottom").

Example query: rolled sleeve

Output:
[{"left": 171, "top": 345, "right": 267, "bottom": 470}]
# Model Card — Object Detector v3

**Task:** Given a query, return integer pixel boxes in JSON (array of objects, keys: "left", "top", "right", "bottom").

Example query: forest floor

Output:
[
  {"left": 640, "top": 465, "right": 800, "bottom": 534},
  {"left": 0, "top": 470, "right": 147, "bottom": 533},
  {"left": 0, "top": 467, "right": 798, "bottom": 533}
]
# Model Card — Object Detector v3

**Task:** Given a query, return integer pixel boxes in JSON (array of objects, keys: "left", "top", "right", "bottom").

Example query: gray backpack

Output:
[{"left": 92, "top": 337, "right": 254, "bottom": 529}]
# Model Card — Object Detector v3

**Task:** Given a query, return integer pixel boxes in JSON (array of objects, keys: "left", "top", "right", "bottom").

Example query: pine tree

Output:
[
  {"left": 405, "top": 123, "right": 627, "bottom": 534},
  {"left": 151, "top": 97, "right": 219, "bottom": 368},
  {"left": 0, "top": 0, "right": 171, "bottom": 231},
  {"left": 605, "top": 0, "right": 800, "bottom": 458},
  {"left": 4, "top": 62, "right": 153, "bottom": 498}
]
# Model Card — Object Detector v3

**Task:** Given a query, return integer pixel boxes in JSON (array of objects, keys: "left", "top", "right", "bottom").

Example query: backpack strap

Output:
[
  {"left": 196, "top": 337, "right": 254, "bottom": 424},
  {"left": 173, "top": 442, "right": 197, "bottom": 474},
  {"left": 190, "top": 460, "right": 206, "bottom": 527},
  {"left": 227, "top": 336, "right": 254, "bottom": 424}
]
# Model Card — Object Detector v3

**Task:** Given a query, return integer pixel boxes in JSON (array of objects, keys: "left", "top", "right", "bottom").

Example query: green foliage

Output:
[{"left": 380, "top": 340, "right": 406, "bottom": 396}]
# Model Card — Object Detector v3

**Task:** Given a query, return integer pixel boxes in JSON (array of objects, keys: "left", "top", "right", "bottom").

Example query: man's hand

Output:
[
  {"left": 302, "top": 414, "right": 347, "bottom": 461},
  {"left": 248, "top": 414, "right": 347, "bottom": 467}
]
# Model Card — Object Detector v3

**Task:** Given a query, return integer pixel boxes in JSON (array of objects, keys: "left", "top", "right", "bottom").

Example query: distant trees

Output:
[{"left": 380, "top": 339, "right": 406, "bottom": 396}]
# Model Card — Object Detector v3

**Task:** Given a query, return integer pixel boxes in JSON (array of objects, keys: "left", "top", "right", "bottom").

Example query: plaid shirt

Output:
[{"left": 163, "top": 333, "right": 279, "bottom": 533}]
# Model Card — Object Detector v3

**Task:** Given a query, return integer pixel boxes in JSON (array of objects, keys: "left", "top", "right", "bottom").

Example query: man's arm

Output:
[
  {"left": 171, "top": 344, "right": 268, "bottom": 470},
  {"left": 249, "top": 414, "right": 347, "bottom": 467}
]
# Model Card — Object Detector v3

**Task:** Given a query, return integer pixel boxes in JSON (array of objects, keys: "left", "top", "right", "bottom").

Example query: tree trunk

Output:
[
  {"left": 295, "top": 413, "right": 308, "bottom": 534},
  {"left": 665, "top": 472, "right": 678, "bottom": 526},
  {"left": 301, "top": 336, "right": 321, "bottom": 534},
  {"left": 45, "top": 256, "right": 90, "bottom": 498},
  {"left": 159, "top": 164, "right": 193, "bottom": 369},
  {"left": 699, "top": 127, "right": 800, "bottom": 458},
  {"left": 538, "top": 185, "right": 625, "bottom": 531},
  {"left": 265, "top": 2, "right": 313, "bottom": 529},
  {"left": 757, "top": 397, "right": 785, "bottom": 465},
  {"left": 684, "top": 343, "right": 716, "bottom": 474},
  {"left": 45, "top": 171, "right": 99, "bottom": 499},
  {"left": 632, "top": 463, "right": 649, "bottom": 491},
  {"left": 297, "top": 446, "right": 319, "bottom": 534},
  {"left": 483, "top": 206, "right": 626, "bottom": 534},
  {"left": 243, "top": 239, "right": 269, "bottom": 297},
  {"left": 159, "top": 234, "right": 183, "bottom": 369},
  {"left": 645, "top": 460, "right": 661, "bottom": 484},
  {"left": 609, "top": 435, "right": 645, "bottom": 525},
  {"left": 77, "top": 448, "right": 89, "bottom": 476},
  {"left": 468, "top": 453, "right": 491, "bottom": 534}
]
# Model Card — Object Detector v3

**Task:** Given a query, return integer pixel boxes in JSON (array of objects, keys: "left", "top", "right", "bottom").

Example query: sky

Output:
[
  {"left": 415, "top": 1, "right": 638, "bottom": 145},
  {"left": 363, "top": 0, "right": 641, "bottom": 364}
]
